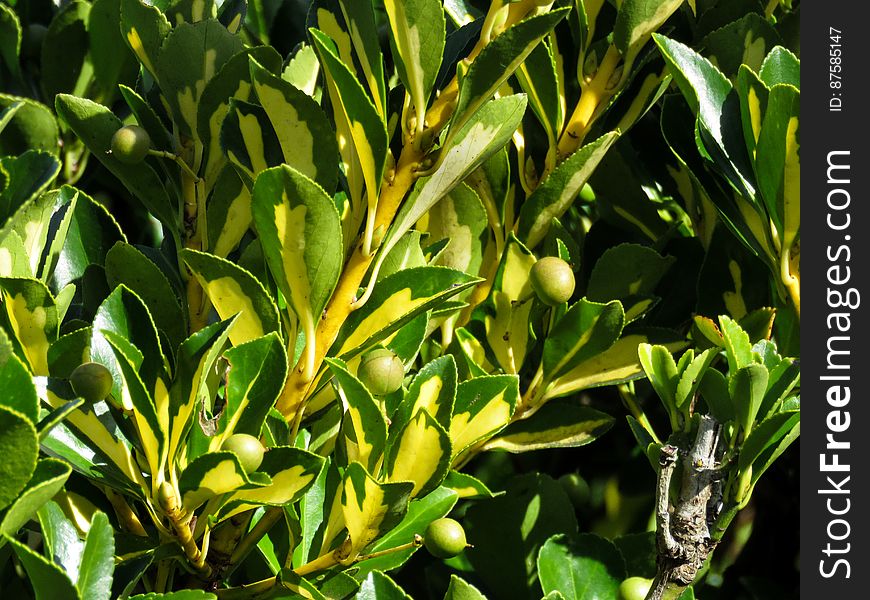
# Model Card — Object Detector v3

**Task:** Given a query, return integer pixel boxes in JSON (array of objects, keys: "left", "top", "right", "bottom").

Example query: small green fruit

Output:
[
  {"left": 70, "top": 362, "right": 113, "bottom": 403},
  {"left": 357, "top": 348, "right": 404, "bottom": 396},
  {"left": 530, "top": 256, "right": 575, "bottom": 306},
  {"left": 424, "top": 518, "right": 467, "bottom": 559},
  {"left": 221, "top": 433, "right": 265, "bottom": 474},
  {"left": 618, "top": 576, "right": 653, "bottom": 600},
  {"left": 111, "top": 125, "right": 151, "bottom": 165}
]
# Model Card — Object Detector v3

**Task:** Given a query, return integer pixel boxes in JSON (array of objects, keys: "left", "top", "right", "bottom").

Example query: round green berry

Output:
[
  {"left": 530, "top": 256, "right": 575, "bottom": 306},
  {"left": 424, "top": 518, "right": 467, "bottom": 559},
  {"left": 69, "top": 362, "right": 113, "bottom": 403},
  {"left": 110, "top": 125, "right": 151, "bottom": 165},
  {"left": 618, "top": 577, "right": 653, "bottom": 600},
  {"left": 221, "top": 433, "right": 265, "bottom": 474},
  {"left": 357, "top": 348, "right": 404, "bottom": 396}
]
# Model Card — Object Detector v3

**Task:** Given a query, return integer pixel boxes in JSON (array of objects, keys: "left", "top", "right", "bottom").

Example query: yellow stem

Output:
[{"left": 556, "top": 45, "right": 622, "bottom": 160}]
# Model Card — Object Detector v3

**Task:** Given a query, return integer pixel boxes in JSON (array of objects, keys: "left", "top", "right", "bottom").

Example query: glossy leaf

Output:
[
  {"left": 76, "top": 512, "right": 114, "bottom": 600},
  {"left": 450, "top": 374, "right": 519, "bottom": 461},
  {"left": 451, "top": 9, "right": 569, "bottom": 136},
  {"left": 0, "top": 151, "right": 60, "bottom": 222},
  {"left": 179, "top": 451, "right": 258, "bottom": 512},
  {"left": 341, "top": 461, "right": 413, "bottom": 561},
  {"left": 212, "top": 446, "right": 324, "bottom": 523},
  {"left": 181, "top": 249, "right": 280, "bottom": 347},
  {"left": 155, "top": 19, "right": 243, "bottom": 138},
  {"left": 327, "top": 358, "right": 387, "bottom": 473},
  {"left": 483, "top": 401, "right": 614, "bottom": 453},
  {"left": 383, "top": 0, "right": 444, "bottom": 125},
  {"left": 544, "top": 299, "right": 625, "bottom": 382},
  {"left": 0, "top": 328, "right": 39, "bottom": 422},
  {"left": 0, "top": 277, "right": 58, "bottom": 376},
  {"left": 444, "top": 575, "right": 487, "bottom": 600},
  {"left": 393, "top": 354, "right": 457, "bottom": 433},
  {"left": 0, "top": 95, "right": 59, "bottom": 157},
  {"left": 0, "top": 406, "right": 38, "bottom": 511},
  {"left": 517, "top": 132, "right": 618, "bottom": 248},
  {"left": 587, "top": 244, "right": 675, "bottom": 302},
  {"left": 355, "top": 571, "right": 411, "bottom": 600},
  {"left": 538, "top": 533, "right": 625, "bottom": 600},
  {"left": 105, "top": 242, "right": 185, "bottom": 350},
  {"left": 249, "top": 57, "right": 339, "bottom": 192},
  {"left": 0, "top": 458, "right": 70, "bottom": 539},
  {"left": 355, "top": 486, "right": 458, "bottom": 578},
  {"left": 730, "top": 363, "right": 769, "bottom": 434},
  {"left": 3, "top": 534, "right": 81, "bottom": 600},
  {"left": 252, "top": 165, "right": 343, "bottom": 377},
  {"left": 55, "top": 95, "right": 178, "bottom": 238},
  {"left": 120, "top": 0, "right": 171, "bottom": 79},
  {"left": 386, "top": 409, "right": 451, "bottom": 497}
]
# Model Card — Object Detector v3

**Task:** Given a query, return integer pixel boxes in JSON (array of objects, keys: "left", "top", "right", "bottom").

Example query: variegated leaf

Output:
[
  {"left": 181, "top": 248, "right": 280, "bottom": 347},
  {"left": 251, "top": 165, "right": 343, "bottom": 379},
  {"left": 386, "top": 409, "right": 451, "bottom": 498},
  {"left": 449, "top": 374, "right": 519, "bottom": 462}
]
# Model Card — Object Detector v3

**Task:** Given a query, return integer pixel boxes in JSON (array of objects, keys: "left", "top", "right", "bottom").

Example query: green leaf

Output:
[
  {"left": 738, "top": 409, "right": 800, "bottom": 473},
  {"left": 393, "top": 355, "right": 457, "bottom": 433},
  {"left": 758, "top": 46, "right": 800, "bottom": 89},
  {"left": 730, "top": 363, "right": 769, "bottom": 434},
  {"left": 483, "top": 401, "right": 614, "bottom": 453},
  {"left": 341, "top": 461, "right": 414, "bottom": 560},
  {"left": 386, "top": 409, "right": 451, "bottom": 497},
  {"left": 719, "top": 314, "right": 753, "bottom": 374},
  {"left": 181, "top": 249, "right": 280, "bottom": 347},
  {"left": 451, "top": 8, "right": 569, "bottom": 136},
  {"left": 355, "top": 486, "right": 458, "bottom": 578},
  {"left": 544, "top": 299, "right": 625, "bottom": 382},
  {"left": 702, "top": 13, "right": 779, "bottom": 78},
  {"left": 336, "top": 0, "right": 387, "bottom": 116},
  {"left": 249, "top": 57, "right": 339, "bottom": 193},
  {"left": 221, "top": 98, "right": 284, "bottom": 186},
  {"left": 355, "top": 570, "right": 411, "bottom": 600},
  {"left": 748, "top": 412, "right": 799, "bottom": 487},
  {"left": 587, "top": 244, "right": 675, "bottom": 302},
  {"left": 516, "top": 132, "right": 618, "bottom": 248},
  {"left": 89, "top": 0, "right": 139, "bottom": 102},
  {"left": 310, "top": 27, "right": 387, "bottom": 214},
  {"left": 252, "top": 165, "right": 343, "bottom": 378},
  {"left": 0, "top": 95, "right": 59, "bottom": 156},
  {"left": 205, "top": 166, "right": 252, "bottom": 258},
  {"left": 444, "top": 575, "right": 487, "bottom": 600},
  {"left": 40, "top": 0, "right": 91, "bottom": 101},
  {"left": 76, "top": 512, "right": 114, "bottom": 600},
  {"left": 442, "top": 471, "right": 496, "bottom": 500},
  {"left": 0, "top": 406, "right": 39, "bottom": 510},
  {"left": 91, "top": 285, "right": 166, "bottom": 404},
  {"left": 327, "top": 358, "right": 388, "bottom": 474},
  {"left": 1, "top": 459, "right": 71, "bottom": 537},
  {"left": 537, "top": 533, "right": 625, "bottom": 600},
  {"left": 544, "top": 332, "right": 687, "bottom": 402},
  {"left": 0, "top": 277, "right": 58, "bottom": 376},
  {"left": 377, "top": 95, "right": 528, "bottom": 274},
  {"left": 638, "top": 343, "right": 679, "bottom": 417},
  {"left": 0, "top": 4, "right": 22, "bottom": 83},
  {"left": 212, "top": 446, "right": 324, "bottom": 523},
  {"left": 675, "top": 349, "right": 717, "bottom": 409},
  {"left": 0, "top": 328, "right": 39, "bottom": 422},
  {"left": 55, "top": 95, "right": 178, "bottom": 239},
  {"left": 383, "top": 0, "right": 444, "bottom": 126},
  {"left": 50, "top": 191, "right": 125, "bottom": 292},
  {"left": 120, "top": 0, "right": 171, "bottom": 79},
  {"left": 105, "top": 242, "right": 185, "bottom": 350},
  {"left": 104, "top": 335, "right": 165, "bottom": 489},
  {"left": 450, "top": 375, "right": 519, "bottom": 462},
  {"left": 168, "top": 317, "right": 236, "bottom": 467},
  {"left": 3, "top": 533, "right": 81, "bottom": 600},
  {"left": 155, "top": 19, "right": 244, "bottom": 138},
  {"left": 178, "top": 451, "right": 258, "bottom": 512},
  {"left": 464, "top": 473, "right": 577, "bottom": 600},
  {"left": 36, "top": 500, "right": 82, "bottom": 573},
  {"left": 333, "top": 266, "right": 478, "bottom": 360},
  {"left": 128, "top": 592, "right": 217, "bottom": 600},
  {"left": 282, "top": 44, "right": 320, "bottom": 98},
  {"left": 614, "top": 0, "right": 684, "bottom": 67},
  {"left": 197, "top": 46, "right": 283, "bottom": 185},
  {"left": 422, "top": 183, "right": 488, "bottom": 282},
  {"left": 0, "top": 151, "right": 61, "bottom": 222}
]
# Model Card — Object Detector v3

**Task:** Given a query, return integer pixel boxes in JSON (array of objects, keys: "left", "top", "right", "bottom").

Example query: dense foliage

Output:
[{"left": 0, "top": 1, "right": 799, "bottom": 599}]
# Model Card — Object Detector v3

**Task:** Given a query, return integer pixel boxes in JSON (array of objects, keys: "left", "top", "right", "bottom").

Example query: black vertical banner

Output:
[{"left": 802, "top": 3, "right": 870, "bottom": 595}]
